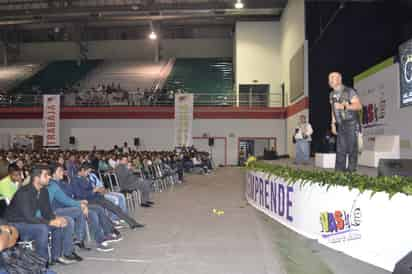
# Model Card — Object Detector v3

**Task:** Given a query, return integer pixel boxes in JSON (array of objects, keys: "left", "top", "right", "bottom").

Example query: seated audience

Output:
[
  {"left": 115, "top": 156, "right": 153, "bottom": 207},
  {"left": 4, "top": 165, "right": 78, "bottom": 265}
]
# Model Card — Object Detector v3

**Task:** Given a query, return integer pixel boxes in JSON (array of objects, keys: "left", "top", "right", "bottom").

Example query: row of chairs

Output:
[{"left": 97, "top": 163, "right": 180, "bottom": 210}]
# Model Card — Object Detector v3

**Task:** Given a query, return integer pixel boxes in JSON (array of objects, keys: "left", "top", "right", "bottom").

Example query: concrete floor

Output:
[{"left": 52, "top": 167, "right": 390, "bottom": 274}]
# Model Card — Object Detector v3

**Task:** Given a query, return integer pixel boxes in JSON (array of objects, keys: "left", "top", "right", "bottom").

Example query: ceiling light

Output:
[
  {"left": 235, "top": 0, "right": 244, "bottom": 9},
  {"left": 149, "top": 31, "right": 157, "bottom": 40}
]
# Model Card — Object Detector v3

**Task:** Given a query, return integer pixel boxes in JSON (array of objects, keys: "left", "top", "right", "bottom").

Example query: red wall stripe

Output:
[{"left": 0, "top": 97, "right": 308, "bottom": 120}]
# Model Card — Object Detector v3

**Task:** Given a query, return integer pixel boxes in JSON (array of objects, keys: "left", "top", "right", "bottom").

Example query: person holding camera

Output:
[{"left": 293, "top": 115, "right": 313, "bottom": 165}]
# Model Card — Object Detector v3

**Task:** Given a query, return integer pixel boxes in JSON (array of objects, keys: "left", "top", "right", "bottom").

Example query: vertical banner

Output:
[
  {"left": 43, "top": 95, "right": 60, "bottom": 147},
  {"left": 399, "top": 38, "right": 412, "bottom": 107},
  {"left": 174, "top": 94, "right": 193, "bottom": 147},
  {"left": 354, "top": 61, "right": 398, "bottom": 150}
]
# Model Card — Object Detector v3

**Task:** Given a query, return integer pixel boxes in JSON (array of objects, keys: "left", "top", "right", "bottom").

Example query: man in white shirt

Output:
[{"left": 293, "top": 115, "right": 313, "bottom": 165}]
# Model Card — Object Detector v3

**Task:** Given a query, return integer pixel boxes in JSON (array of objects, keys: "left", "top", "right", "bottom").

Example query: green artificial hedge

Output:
[{"left": 245, "top": 160, "right": 412, "bottom": 198}]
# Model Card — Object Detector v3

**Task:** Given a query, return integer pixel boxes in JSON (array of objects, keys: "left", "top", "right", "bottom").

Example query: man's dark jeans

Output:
[{"left": 336, "top": 120, "right": 359, "bottom": 172}]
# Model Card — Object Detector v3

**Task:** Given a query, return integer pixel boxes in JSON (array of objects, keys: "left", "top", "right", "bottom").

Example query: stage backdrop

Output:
[
  {"left": 42, "top": 94, "right": 60, "bottom": 148},
  {"left": 354, "top": 59, "right": 412, "bottom": 158},
  {"left": 399, "top": 38, "right": 412, "bottom": 107},
  {"left": 174, "top": 94, "right": 194, "bottom": 147},
  {"left": 246, "top": 170, "right": 412, "bottom": 272}
]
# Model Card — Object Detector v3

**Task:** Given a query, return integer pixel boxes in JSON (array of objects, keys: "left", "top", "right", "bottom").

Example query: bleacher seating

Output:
[
  {"left": 78, "top": 60, "right": 169, "bottom": 92},
  {"left": 13, "top": 60, "right": 102, "bottom": 93},
  {"left": 165, "top": 58, "right": 233, "bottom": 94},
  {"left": 0, "top": 63, "right": 43, "bottom": 92}
]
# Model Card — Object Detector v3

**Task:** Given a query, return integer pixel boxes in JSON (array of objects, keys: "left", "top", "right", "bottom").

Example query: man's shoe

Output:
[
  {"left": 96, "top": 243, "right": 114, "bottom": 252},
  {"left": 146, "top": 201, "right": 155, "bottom": 205},
  {"left": 55, "top": 256, "right": 77, "bottom": 265},
  {"left": 141, "top": 203, "right": 152, "bottom": 208},
  {"left": 65, "top": 252, "right": 83, "bottom": 262},
  {"left": 130, "top": 223, "right": 145, "bottom": 230},
  {"left": 102, "top": 234, "right": 123, "bottom": 244},
  {"left": 75, "top": 241, "right": 92, "bottom": 251}
]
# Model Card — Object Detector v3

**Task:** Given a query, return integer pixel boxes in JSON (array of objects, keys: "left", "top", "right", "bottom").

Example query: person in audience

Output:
[
  {"left": 65, "top": 154, "right": 78, "bottom": 180},
  {"left": 108, "top": 154, "right": 118, "bottom": 169},
  {"left": 115, "top": 156, "right": 153, "bottom": 207},
  {"left": 71, "top": 163, "right": 143, "bottom": 229},
  {"left": 5, "top": 165, "right": 78, "bottom": 265},
  {"left": 0, "top": 159, "right": 9, "bottom": 180},
  {"left": 48, "top": 164, "right": 89, "bottom": 253},
  {"left": 98, "top": 155, "right": 112, "bottom": 172},
  {"left": 87, "top": 167, "right": 127, "bottom": 224},
  {"left": 49, "top": 164, "right": 116, "bottom": 252},
  {"left": 0, "top": 218, "right": 57, "bottom": 274},
  {"left": 0, "top": 164, "right": 21, "bottom": 202},
  {"left": 121, "top": 142, "right": 131, "bottom": 154}
]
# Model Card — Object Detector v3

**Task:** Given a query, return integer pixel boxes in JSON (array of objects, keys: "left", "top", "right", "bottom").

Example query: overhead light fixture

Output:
[
  {"left": 235, "top": 0, "right": 244, "bottom": 9},
  {"left": 148, "top": 21, "right": 157, "bottom": 40},
  {"left": 149, "top": 31, "right": 157, "bottom": 40}
]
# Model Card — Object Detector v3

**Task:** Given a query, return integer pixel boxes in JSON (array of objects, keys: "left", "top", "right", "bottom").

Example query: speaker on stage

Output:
[
  {"left": 134, "top": 137, "right": 140, "bottom": 147},
  {"left": 69, "top": 136, "right": 75, "bottom": 145},
  {"left": 378, "top": 159, "right": 412, "bottom": 177},
  {"left": 208, "top": 137, "right": 214, "bottom": 146}
]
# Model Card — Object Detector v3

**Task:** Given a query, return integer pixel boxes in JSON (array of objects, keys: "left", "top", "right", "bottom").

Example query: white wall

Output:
[
  {"left": 19, "top": 42, "right": 80, "bottom": 62},
  {"left": 280, "top": 0, "right": 307, "bottom": 157},
  {"left": 161, "top": 38, "right": 232, "bottom": 58},
  {"left": 17, "top": 38, "right": 233, "bottom": 62},
  {"left": 280, "top": 0, "right": 306, "bottom": 105},
  {"left": 235, "top": 21, "right": 282, "bottom": 105},
  {"left": 0, "top": 118, "right": 285, "bottom": 165}
]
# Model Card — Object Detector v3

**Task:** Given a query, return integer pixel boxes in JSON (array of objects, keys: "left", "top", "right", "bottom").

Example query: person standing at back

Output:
[
  {"left": 329, "top": 72, "right": 362, "bottom": 172},
  {"left": 293, "top": 115, "right": 313, "bottom": 165}
]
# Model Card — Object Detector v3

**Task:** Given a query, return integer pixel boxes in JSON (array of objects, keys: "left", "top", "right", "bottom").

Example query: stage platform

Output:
[{"left": 264, "top": 157, "right": 378, "bottom": 177}]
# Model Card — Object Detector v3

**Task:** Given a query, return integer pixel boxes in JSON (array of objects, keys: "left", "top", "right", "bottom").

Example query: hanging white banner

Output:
[
  {"left": 42, "top": 95, "right": 60, "bottom": 147},
  {"left": 174, "top": 94, "right": 193, "bottom": 147}
]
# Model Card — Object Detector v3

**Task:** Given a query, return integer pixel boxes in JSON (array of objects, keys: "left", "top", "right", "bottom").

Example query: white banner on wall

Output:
[
  {"left": 246, "top": 170, "right": 412, "bottom": 272},
  {"left": 174, "top": 94, "right": 193, "bottom": 147},
  {"left": 354, "top": 63, "right": 400, "bottom": 150},
  {"left": 42, "top": 95, "right": 60, "bottom": 147}
]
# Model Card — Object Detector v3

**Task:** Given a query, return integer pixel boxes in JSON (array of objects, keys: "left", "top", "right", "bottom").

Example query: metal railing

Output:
[{"left": 0, "top": 92, "right": 283, "bottom": 108}]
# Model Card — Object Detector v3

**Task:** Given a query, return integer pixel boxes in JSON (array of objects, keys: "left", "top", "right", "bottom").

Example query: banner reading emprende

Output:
[
  {"left": 174, "top": 94, "right": 193, "bottom": 147},
  {"left": 43, "top": 95, "right": 60, "bottom": 147}
]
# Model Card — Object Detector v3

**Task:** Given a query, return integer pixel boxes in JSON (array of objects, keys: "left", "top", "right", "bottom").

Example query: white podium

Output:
[
  {"left": 359, "top": 135, "right": 400, "bottom": 167},
  {"left": 315, "top": 153, "right": 336, "bottom": 169}
]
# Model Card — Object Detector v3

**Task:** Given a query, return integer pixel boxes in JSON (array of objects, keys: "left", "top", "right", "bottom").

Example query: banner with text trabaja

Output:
[
  {"left": 246, "top": 170, "right": 412, "bottom": 272},
  {"left": 174, "top": 94, "right": 193, "bottom": 147},
  {"left": 42, "top": 95, "right": 60, "bottom": 148}
]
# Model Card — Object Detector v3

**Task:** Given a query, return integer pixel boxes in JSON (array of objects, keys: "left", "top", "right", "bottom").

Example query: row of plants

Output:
[{"left": 245, "top": 157, "right": 412, "bottom": 198}]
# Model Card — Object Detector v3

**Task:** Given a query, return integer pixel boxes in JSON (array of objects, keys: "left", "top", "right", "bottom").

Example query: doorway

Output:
[
  {"left": 238, "top": 137, "right": 276, "bottom": 165},
  {"left": 238, "top": 84, "right": 270, "bottom": 107}
]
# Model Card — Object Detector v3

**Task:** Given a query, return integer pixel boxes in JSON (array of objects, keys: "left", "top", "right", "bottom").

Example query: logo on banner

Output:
[
  {"left": 403, "top": 54, "right": 412, "bottom": 84},
  {"left": 319, "top": 200, "right": 361, "bottom": 243}
]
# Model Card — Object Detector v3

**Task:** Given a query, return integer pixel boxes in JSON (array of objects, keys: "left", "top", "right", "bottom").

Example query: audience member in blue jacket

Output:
[
  {"left": 88, "top": 171, "right": 127, "bottom": 222},
  {"left": 71, "top": 163, "right": 144, "bottom": 230},
  {"left": 51, "top": 164, "right": 120, "bottom": 252}
]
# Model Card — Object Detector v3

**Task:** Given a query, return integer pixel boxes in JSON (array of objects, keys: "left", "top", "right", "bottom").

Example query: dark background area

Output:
[{"left": 306, "top": 0, "right": 412, "bottom": 152}]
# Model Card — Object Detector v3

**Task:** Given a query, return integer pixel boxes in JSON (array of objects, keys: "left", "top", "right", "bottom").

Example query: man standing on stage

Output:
[{"left": 329, "top": 72, "right": 362, "bottom": 172}]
